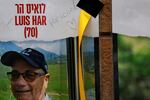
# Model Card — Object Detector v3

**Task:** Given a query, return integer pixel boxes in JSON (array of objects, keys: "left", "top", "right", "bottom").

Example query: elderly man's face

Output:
[{"left": 10, "top": 59, "right": 49, "bottom": 100}]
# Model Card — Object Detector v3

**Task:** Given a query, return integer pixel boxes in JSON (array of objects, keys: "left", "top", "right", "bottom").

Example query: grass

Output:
[
  {"left": 84, "top": 71, "right": 95, "bottom": 90},
  {"left": 0, "top": 64, "right": 16, "bottom": 100}
]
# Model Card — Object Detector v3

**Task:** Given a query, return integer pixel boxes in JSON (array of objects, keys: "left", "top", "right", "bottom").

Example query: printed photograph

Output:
[{"left": 0, "top": 39, "right": 69, "bottom": 100}]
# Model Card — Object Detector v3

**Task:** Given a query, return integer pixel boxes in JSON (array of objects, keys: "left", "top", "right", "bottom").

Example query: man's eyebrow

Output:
[{"left": 32, "top": 69, "right": 44, "bottom": 73}]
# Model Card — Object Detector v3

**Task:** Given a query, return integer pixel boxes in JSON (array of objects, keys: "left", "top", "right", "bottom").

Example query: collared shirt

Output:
[{"left": 44, "top": 94, "right": 54, "bottom": 100}]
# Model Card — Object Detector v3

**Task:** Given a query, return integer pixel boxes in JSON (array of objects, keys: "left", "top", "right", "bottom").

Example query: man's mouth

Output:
[{"left": 15, "top": 90, "right": 31, "bottom": 93}]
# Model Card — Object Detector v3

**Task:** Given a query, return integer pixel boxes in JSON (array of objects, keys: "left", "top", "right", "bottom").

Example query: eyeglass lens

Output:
[{"left": 7, "top": 70, "right": 45, "bottom": 82}]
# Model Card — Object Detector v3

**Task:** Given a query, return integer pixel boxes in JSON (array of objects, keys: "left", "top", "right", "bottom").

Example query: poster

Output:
[
  {"left": 0, "top": 39, "right": 69, "bottom": 99},
  {"left": 0, "top": 0, "right": 85, "bottom": 99},
  {"left": 0, "top": 0, "right": 99, "bottom": 41},
  {"left": 0, "top": 0, "right": 99, "bottom": 100}
]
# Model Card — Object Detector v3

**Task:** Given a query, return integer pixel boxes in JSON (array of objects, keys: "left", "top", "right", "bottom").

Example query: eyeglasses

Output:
[{"left": 7, "top": 70, "right": 45, "bottom": 82}]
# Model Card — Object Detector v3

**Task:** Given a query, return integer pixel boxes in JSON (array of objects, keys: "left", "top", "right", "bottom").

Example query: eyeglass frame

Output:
[{"left": 7, "top": 70, "right": 48, "bottom": 82}]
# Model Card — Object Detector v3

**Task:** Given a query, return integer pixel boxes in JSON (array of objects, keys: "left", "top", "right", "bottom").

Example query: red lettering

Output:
[
  {"left": 24, "top": 26, "right": 38, "bottom": 38},
  {"left": 15, "top": 4, "right": 24, "bottom": 14},
  {"left": 26, "top": 3, "right": 46, "bottom": 14},
  {"left": 32, "top": 16, "right": 46, "bottom": 25},
  {"left": 33, "top": 4, "right": 39, "bottom": 13},
  {"left": 26, "top": 4, "right": 32, "bottom": 14},
  {"left": 15, "top": 16, "right": 30, "bottom": 26}
]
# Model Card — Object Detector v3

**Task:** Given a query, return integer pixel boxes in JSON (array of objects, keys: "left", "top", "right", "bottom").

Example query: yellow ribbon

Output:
[{"left": 78, "top": 9, "right": 91, "bottom": 100}]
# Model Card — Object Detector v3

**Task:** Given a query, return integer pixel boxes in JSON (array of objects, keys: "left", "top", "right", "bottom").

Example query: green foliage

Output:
[
  {"left": 84, "top": 71, "right": 95, "bottom": 90},
  {"left": 46, "top": 63, "right": 69, "bottom": 100},
  {"left": 118, "top": 35, "right": 150, "bottom": 100}
]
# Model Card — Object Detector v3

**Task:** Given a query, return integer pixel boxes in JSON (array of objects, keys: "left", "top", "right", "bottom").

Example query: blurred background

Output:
[{"left": 118, "top": 35, "right": 150, "bottom": 100}]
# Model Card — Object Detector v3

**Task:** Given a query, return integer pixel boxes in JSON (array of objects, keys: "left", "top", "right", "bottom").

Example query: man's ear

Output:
[
  {"left": 44, "top": 74, "right": 50, "bottom": 81},
  {"left": 43, "top": 74, "right": 50, "bottom": 89}
]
